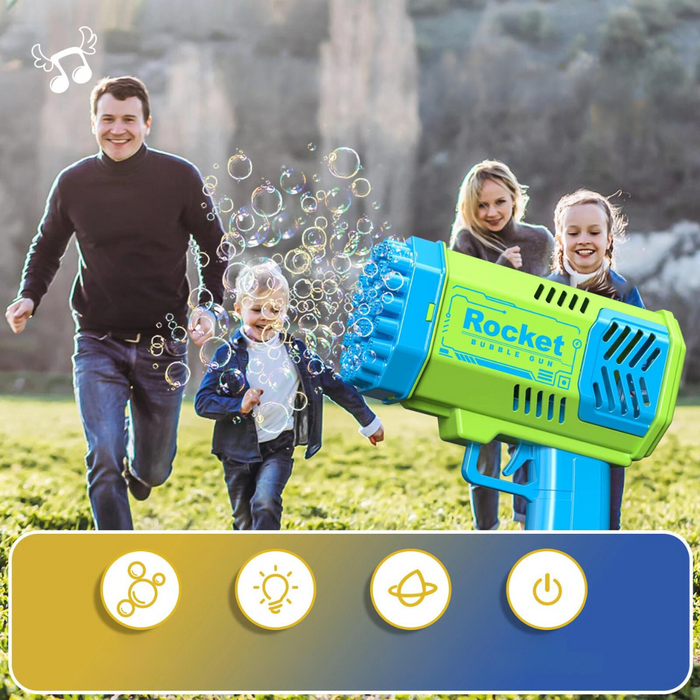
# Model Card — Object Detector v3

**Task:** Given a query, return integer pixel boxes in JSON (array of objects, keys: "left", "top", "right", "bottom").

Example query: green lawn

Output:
[{"left": 1, "top": 396, "right": 698, "bottom": 699}]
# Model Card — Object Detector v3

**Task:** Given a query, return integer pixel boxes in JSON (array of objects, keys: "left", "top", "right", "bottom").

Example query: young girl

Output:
[
  {"left": 450, "top": 160, "right": 554, "bottom": 530},
  {"left": 550, "top": 189, "right": 644, "bottom": 529}
]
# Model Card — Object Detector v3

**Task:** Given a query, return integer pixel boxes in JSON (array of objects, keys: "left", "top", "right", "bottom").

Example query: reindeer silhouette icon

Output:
[{"left": 32, "top": 26, "right": 97, "bottom": 94}]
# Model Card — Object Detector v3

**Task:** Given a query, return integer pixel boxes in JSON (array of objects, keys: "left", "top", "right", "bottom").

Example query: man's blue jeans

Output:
[
  {"left": 221, "top": 430, "right": 295, "bottom": 530},
  {"left": 72, "top": 331, "right": 186, "bottom": 530}
]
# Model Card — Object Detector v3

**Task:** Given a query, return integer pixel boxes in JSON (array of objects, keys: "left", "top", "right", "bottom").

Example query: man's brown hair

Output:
[{"left": 90, "top": 76, "right": 151, "bottom": 122}]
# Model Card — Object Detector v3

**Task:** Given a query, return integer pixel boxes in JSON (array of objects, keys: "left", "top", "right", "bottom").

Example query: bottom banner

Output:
[{"left": 9, "top": 531, "right": 692, "bottom": 693}]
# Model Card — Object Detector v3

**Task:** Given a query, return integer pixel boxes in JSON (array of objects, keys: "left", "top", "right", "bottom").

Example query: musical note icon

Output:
[{"left": 32, "top": 26, "right": 97, "bottom": 94}]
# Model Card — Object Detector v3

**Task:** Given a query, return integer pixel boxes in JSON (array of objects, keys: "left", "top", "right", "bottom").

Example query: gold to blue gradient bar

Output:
[{"left": 9, "top": 531, "right": 692, "bottom": 694}]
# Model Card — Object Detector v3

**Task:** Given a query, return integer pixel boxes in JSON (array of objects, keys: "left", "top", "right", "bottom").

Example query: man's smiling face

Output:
[{"left": 92, "top": 94, "right": 151, "bottom": 162}]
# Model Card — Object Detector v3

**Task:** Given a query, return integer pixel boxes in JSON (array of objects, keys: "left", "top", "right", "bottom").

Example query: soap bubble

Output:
[
  {"left": 200, "top": 337, "right": 231, "bottom": 369},
  {"left": 325, "top": 187, "right": 352, "bottom": 215},
  {"left": 227, "top": 152, "right": 253, "bottom": 181},
  {"left": 328, "top": 147, "right": 361, "bottom": 179},
  {"left": 384, "top": 270, "right": 405, "bottom": 291},
  {"left": 218, "top": 196, "right": 235, "bottom": 213},
  {"left": 301, "top": 193, "right": 318, "bottom": 214},
  {"left": 351, "top": 177, "right": 371, "bottom": 197},
  {"left": 302, "top": 226, "right": 326, "bottom": 252},
  {"left": 357, "top": 216, "right": 374, "bottom": 235},
  {"left": 232, "top": 206, "right": 255, "bottom": 233},
  {"left": 280, "top": 167, "right": 307, "bottom": 195},
  {"left": 290, "top": 390, "right": 308, "bottom": 411},
  {"left": 223, "top": 261, "right": 245, "bottom": 293},
  {"left": 219, "top": 368, "right": 246, "bottom": 396},
  {"left": 251, "top": 183, "right": 283, "bottom": 219},
  {"left": 284, "top": 248, "right": 312, "bottom": 275},
  {"left": 272, "top": 209, "right": 300, "bottom": 241},
  {"left": 331, "top": 254, "right": 352, "bottom": 275},
  {"left": 219, "top": 231, "right": 246, "bottom": 260},
  {"left": 165, "top": 361, "right": 190, "bottom": 388},
  {"left": 255, "top": 402, "right": 292, "bottom": 434},
  {"left": 203, "top": 175, "right": 218, "bottom": 197}
]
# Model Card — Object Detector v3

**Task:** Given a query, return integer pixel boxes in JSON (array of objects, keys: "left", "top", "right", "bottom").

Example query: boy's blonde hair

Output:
[
  {"left": 552, "top": 189, "right": 627, "bottom": 298},
  {"left": 449, "top": 160, "right": 529, "bottom": 252},
  {"left": 235, "top": 260, "right": 290, "bottom": 307}
]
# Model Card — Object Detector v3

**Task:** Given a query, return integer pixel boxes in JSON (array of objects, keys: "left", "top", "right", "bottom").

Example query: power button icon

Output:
[
  {"left": 533, "top": 573, "right": 563, "bottom": 605},
  {"left": 507, "top": 549, "right": 587, "bottom": 630}
]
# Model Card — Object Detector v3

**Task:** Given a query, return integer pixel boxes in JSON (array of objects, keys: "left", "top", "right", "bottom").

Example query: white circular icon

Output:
[
  {"left": 235, "top": 550, "right": 316, "bottom": 630},
  {"left": 506, "top": 549, "right": 587, "bottom": 630},
  {"left": 101, "top": 551, "right": 180, "bottom": 630},
  {"left": 370, "top": 549, "right": 451, "bottom": 630}
]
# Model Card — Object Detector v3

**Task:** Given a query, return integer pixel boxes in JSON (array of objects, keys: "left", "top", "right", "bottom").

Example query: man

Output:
[{"left": 5, "top": 76, "right": 226, "bottom": 529}]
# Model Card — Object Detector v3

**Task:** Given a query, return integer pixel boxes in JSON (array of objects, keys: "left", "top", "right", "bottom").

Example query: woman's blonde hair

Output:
[
  {"left": 449, "top": 160, "right": 530, "bottom": 251},
  {"left": 552, "top": 189, "right": 627, "bottom": 297}
]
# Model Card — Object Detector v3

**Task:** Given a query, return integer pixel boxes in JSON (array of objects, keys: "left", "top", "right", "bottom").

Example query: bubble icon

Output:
[{"left": 101, "top": 551, "right": 180, "bottom": 630}]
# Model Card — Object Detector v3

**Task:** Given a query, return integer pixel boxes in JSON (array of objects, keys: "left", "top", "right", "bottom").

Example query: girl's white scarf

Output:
[{"left": 563, "top": 257, "right": 609, "bottom": 288}]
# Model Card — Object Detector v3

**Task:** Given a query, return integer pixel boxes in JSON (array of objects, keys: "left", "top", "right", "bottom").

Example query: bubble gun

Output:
[{"left": 340, "top": 238, "right": 685, "bottom": 530}]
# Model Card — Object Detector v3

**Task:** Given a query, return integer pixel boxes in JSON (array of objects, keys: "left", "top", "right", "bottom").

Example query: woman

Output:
[{"left": 449, "top": 159, "right": 554, "bottom": 530}]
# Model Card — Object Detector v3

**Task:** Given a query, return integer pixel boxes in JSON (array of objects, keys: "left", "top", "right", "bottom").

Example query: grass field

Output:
[{"left": 0, "top": 396, "right": 698, "bottom": 699}]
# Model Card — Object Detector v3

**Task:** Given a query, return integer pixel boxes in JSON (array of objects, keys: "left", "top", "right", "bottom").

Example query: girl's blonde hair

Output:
[
  {"left": 449, "top": 160, "right": 530, "bottom": 251},
  {"left": 552, "top": 189, "right": 627, "bottom": 297}
]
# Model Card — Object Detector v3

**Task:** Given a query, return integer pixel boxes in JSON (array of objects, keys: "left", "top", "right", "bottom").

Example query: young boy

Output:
[{"left": 195, "top": 261, "right": 384, "bottom": 530}]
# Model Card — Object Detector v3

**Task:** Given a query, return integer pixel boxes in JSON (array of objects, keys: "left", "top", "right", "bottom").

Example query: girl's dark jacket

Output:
[
  {"left": 195, "top": 328, "right": 377, "bottom": 462},
  {"left": 547, "top": 269, "right": 644, "bottom": 308}
]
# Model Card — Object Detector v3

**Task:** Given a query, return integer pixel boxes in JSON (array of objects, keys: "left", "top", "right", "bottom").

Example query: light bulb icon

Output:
[{"left": 254, "top": 564, "right": 298, "bottom": 614}]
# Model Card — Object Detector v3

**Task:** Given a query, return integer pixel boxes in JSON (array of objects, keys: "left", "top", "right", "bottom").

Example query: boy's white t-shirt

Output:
[
  {"left": 244, "top": 333, "right": 299, "bottom": 443},
  {"left": 242, "top": 330, "right": 383, "bottom": 444}
]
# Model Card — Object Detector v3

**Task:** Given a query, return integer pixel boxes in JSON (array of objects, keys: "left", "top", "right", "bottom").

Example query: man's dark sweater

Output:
[
  {"left": 451, "top": 218, "right": 554, "bottom": 278},
  {"left": 18, "top": 144, "right": 226, "bottom": 333}
]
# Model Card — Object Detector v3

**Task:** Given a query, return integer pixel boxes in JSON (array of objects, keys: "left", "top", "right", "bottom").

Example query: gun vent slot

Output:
[
  {"left": 545, "top": 287, "right": 556, "bottom": 303},
  {"left": 601, "top": 366, "right": 615, "bottom": 411},
  {"left": 602, "top": 322, "right": 618, "bottom": 343},
  {"left": 524, "top": 387, "right": 532, "bottom": 414},
  {"left": 642, "top": 347, "right": 661, "bottom": 371},
  {"left": 536, "top": 390, "right": 543, "bottom": 417},
  {"left": 556, "top": 290, "right": 567, "bottom": 307},
  {"left": 604, "top": 325, "right": 631, "bottom": 360},
  {"left": 593, "top": 382, "right": 602, "bottom": 408},
  {"left": 639, "top": 377, "right": 650, "bottom": 405},
  {"left": 580, "top": 297, "right": 590, "bottom": 313},
  {"left": 614, "top": 369, "right": 627, "bottom": 415},
  {"left": 617, "top": 329, "right": 644, "bottom": 364},
  {"left": 534, "top": 284, "right": 544, "bottom": 300},
  {"left": 513, "top": 384, "right": 520, "bottom": 411},
  {"left": 627, "top": 374, "right": 640, "bottom": 418},
  {"left": 559, "top": 397, "right": 566, "bottom": 423},
  {"left": 629, "top": 334, "right": 656, "bottom": 367},
  {"left": 568, "top": 293, "right": 579, "bottom": 310},
  {"left": 547, "top": 394, "right": 554, "bottom": 421}
]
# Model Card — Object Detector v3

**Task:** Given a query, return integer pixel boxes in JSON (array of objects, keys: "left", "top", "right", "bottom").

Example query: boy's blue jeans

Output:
[
  {"left": 222, "top": 430, "right": 295, "bottom": 530},
  {"left": 72, "top": 331, "right": 186, "bottom": 530}
]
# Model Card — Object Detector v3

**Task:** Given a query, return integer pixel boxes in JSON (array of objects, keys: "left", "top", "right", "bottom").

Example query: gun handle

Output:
[{"left": 461, "top": 441, "right": 537, "bottom": 502}]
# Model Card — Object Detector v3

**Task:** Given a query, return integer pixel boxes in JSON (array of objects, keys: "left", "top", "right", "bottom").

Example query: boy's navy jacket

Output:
[
  {"left": 547, "top": 269, "right": 645, "bottom": 308},
  {"left": 195, "top": 328, "right": 377, "bottom": 462}
]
